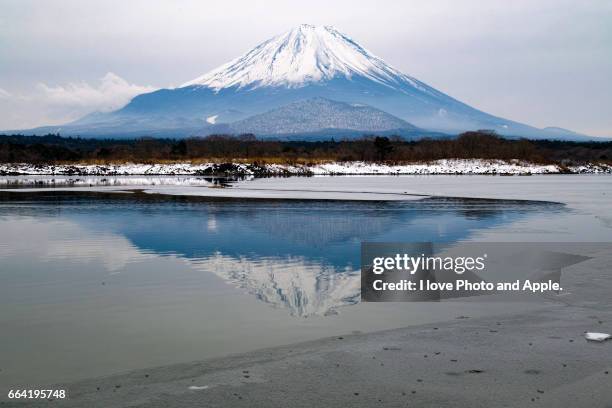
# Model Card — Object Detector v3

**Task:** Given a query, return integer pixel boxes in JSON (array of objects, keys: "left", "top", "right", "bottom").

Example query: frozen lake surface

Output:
[{"left": 1, "top": 174, "right": 611, "bottom": 389}]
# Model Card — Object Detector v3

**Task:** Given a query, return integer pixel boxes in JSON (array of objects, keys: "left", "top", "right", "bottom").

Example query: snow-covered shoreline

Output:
[{"left": 0, "top": 159, "right": 610, "bottom": 176}]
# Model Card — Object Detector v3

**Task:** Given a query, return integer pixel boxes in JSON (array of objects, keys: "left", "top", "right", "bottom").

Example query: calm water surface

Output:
[{"left": 0, "top": 191, "right": 564, "bottom": 387}]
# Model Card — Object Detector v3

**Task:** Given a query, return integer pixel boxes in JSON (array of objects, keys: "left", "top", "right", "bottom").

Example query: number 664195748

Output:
[{"left": 7, "top": 389, "right": 66, "bottom": 399}]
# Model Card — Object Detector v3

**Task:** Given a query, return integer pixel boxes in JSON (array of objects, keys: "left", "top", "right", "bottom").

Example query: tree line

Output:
[{"left": 0, "top": 131, "right": 610, "bottom": 165}]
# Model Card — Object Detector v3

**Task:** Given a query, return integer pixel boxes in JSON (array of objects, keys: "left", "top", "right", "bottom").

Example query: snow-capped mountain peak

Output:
[
  {"left": 182, "top": 24, "right": 420, "bottom": 91},
  {"left": 24, "top": 25, "right": 567, "bottom": 139}
]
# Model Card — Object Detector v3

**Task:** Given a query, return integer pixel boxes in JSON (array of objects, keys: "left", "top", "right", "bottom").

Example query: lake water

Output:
[{"left": 0, "top": 189, "right": 565, "bottom": 387}]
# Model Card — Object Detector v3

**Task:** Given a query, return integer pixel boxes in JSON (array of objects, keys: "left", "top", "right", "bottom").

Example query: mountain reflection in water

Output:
[{"left": 0, "top": 192, "right": 563, "bottom": 316}]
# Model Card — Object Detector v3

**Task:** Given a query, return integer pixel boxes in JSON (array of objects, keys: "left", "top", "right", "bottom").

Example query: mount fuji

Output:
[{"left": 16, "top": 24, "right": 588, "bottom": 140}]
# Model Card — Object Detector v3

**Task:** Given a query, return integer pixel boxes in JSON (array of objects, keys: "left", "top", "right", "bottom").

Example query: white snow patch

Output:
[
  {"left": 0, "top": 175, "right": 217, "bottom": 187},
  {"left": 585, "top": 332, "right": 611, "bottom": 342},
  {"left": 1, "top": 160, "right": 611, "bottom": 177},
  {"left": 188, "top": 385, "right": 209, "bottom": 390},
  {"left": 307, "top": 159, "right": 562, "bottom": 175}
]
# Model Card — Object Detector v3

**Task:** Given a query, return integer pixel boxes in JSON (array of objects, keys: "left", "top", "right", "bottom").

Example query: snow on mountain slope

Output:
[{"left": 182, "top": 24, "right": 429, "bottom": 93}]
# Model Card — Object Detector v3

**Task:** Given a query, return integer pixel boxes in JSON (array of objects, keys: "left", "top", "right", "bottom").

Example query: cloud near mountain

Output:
[
  {"left": 35, "top": 72, "right": 156, "bottom": 113},
  {"left": 0, "top": 73, "right": 155, "bottom": 129}
]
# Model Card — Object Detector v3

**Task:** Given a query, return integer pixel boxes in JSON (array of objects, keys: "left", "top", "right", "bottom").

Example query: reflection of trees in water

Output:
[
  {"left": 419, "top": 197, "right": 563, "bottom": 221},
  {"left": 241, "top": 197, "right": 559, "bottom": 246},
  {"left": 248, "top": 210, "right": 399, "bottom": 247}
]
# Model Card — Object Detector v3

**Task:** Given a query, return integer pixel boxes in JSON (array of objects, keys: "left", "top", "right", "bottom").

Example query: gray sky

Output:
[{"left": 1, "top": 0, "right": 610, "bottom": 136}]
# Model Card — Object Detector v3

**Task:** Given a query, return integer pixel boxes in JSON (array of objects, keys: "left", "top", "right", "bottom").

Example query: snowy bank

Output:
[
  {"left": 0, "top": 175, "right": 219, "bottom": 188},
  {"left": 1, "top": 159, "right": 610, "bottom": 176}
]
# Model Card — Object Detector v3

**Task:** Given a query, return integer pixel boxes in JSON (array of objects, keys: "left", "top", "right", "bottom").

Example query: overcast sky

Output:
[{"left": 1, "top": 0, "right": 610, "bottom": 136}]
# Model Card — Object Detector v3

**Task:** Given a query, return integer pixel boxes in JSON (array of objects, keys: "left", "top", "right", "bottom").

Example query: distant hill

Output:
[{"left": 228, "top": 98, "right": 421, "bottom": 139}]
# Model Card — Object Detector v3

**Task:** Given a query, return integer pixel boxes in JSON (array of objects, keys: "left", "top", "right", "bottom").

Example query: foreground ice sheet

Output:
[
  {"left": 3, "top": 174, "right": 612, "bottom": 206},
  {"left": 230, "top": 175, "right": 612, "bottom": 210}
]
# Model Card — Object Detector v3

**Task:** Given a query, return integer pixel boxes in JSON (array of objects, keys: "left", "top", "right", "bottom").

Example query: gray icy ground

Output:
[{"left": 8, "top": 251, "right": 612, "bottom": 408}]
